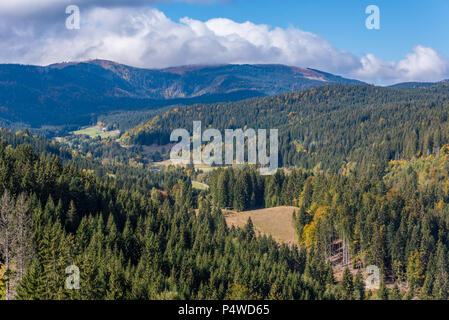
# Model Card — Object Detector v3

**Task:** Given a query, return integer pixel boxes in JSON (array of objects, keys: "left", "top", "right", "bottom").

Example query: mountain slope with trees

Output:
[
  {"left": 0, "top": 129, "right": 343, "bottom": 300},
  {"left": 0, "top": 61, "right": 362, "bottom": 127},
  {"left": 121, "top": 83, "right": 449, "bottom": 176}
]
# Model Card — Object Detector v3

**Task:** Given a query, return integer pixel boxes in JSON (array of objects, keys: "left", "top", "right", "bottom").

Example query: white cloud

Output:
[
  {"left": 355, "top": 46, "right": 449, "bottom": 84},
  {"left": 0, "top": 0, "right": 213, "bottom": 15},
  {"left": 0, "top": 7, "right": 361, "bottom": 72},
  {"left": 0, "top": 4, "right": 448, "bottom": 85}
]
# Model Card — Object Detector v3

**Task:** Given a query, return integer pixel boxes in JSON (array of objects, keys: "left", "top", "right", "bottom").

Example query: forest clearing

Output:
[{"left": 224, "top": 206, "right": 298, "bottom": 245}]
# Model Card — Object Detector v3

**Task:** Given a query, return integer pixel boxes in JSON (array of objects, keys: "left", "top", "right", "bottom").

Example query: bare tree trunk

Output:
[
  {"left": 342, "top": 234, "right": 350, "bottom": 267},
  {"left": 14, "top": 194, "right": 31, "bottom": 280},
  {"left": 0, "top": 191, "right": 15, "bottom": 300},
  {"left": 14, "top": 193, "right": 31, "bottom": 294},
  {"left": 4, "top": 221, "right": 9, "bottom": 300}
]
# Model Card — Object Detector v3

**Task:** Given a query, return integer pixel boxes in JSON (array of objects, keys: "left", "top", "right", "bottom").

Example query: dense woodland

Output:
[
  {"left": 122, "top": 84, "right": 449, "bottom": 177},
  {"left": 206, "top": 150, "right": 449, "bottom": 299},
  {"left": 2, "top": 83, "right": 449, "bottom": 300},
  {"left": 0, "top": 131, "right": 340, "bottom": 300}
]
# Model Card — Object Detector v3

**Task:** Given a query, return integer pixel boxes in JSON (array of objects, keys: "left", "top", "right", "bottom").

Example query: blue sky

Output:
[
  {"left": 0, "top": 0, "right": 448, "bottom": 84},
  {"left": 155, "top": 0, "right": 449, "bottom": 62}
]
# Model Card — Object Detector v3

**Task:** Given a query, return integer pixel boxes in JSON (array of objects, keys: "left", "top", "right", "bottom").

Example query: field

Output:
[
  {"left": 192, "top": 181, "right": 209, "bottom": 190},
  {"left": 151, "top": 159, "right": 216, "bottom": 173},
  {"left": 224, "top": 206, "right": 298, "bottom": 245},
  {"left": 72, "top": 126, "right": 120, "bottom": 139}
]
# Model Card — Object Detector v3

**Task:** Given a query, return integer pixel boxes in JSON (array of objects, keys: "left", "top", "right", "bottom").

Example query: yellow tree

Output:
[
  {"left": 0, "top": 265, "right": 6, "bottom": 300},
  {"left": 407, "top": 250, "right": 424, "bottom": 291}
]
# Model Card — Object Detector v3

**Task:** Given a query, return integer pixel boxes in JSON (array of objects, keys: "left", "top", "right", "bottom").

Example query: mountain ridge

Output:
[
  {"left": 4, "top": 59, "right": 448, "bottom": 129},
  {"left": 388, "top": 79, "right": 449, "bottom": 89},
  {"left": 0, "top": 60, "right": 363, "bottom": 127}
]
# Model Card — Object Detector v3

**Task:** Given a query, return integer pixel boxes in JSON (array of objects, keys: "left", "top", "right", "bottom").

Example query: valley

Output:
[
  {"left": 2, "top": 0, "right": 449, "bottom": 306},
  {"left": 1, "top": 62, "right": 449, "bottom": 301}
]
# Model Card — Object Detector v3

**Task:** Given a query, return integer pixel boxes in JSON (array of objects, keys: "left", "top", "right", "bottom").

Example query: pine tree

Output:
[
  {"left": 233, "top": 171, "right": 249, "bottom": 211},
  {"left": 15, "top": 260, "right": 44, "bottom": 300},
  {"left": 38, "top": 222, "right": 67, "bottom": 299},
  {"left": 65, "top": 200, "right": 79, "bottom": 232},
  {"left": 216, "top": 170, "right": 230, "bottom": 208},
  {"left": 243, "top": 218, "right": 255, "bottom": 241},
  {"left": 353, "top": 271, "right": 365, "bottom": 300},
  {"left": 340, "top": 267, "right": 353, "bottom": 300},
  {"left": 407, "top": 250, "right": 424, "bottom": 292},
  {"left": 389, "top": 284, "right": 402, "bottom": 300},
  {"left": 377, "top": 281, "right": 388, "bottom": 300},
  {"left": 432, "top": 242, "right": 449, "bottom": 299}
]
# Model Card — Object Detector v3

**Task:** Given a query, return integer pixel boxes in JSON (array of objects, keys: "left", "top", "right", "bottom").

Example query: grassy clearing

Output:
[
  {"left": 192, "top": 181, "right": 209, "bottom": 190},
  {"left": 72, "top": 126, "right": 120, "bottom": 139},
  {"left": 224, "top": 206, "right": 298, "bottom": 245},
  {"left": 151, "top": 160, "right": 216, "bottom": 173}
]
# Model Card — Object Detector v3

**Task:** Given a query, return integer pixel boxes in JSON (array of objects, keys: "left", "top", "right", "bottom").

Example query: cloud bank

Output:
[{"left": 0, "top": 2, "right": 448, "bottom": 85}]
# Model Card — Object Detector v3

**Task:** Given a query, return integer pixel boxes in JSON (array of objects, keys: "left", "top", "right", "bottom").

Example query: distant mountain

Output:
[
  {"left": 389, "top": 79, "right": 449, "bottom": 89},
  {"left": 0, "top": 60, "right": 363, "bottom": 127}
]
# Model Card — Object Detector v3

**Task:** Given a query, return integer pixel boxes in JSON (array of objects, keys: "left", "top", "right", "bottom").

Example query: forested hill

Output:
[
  {"left": 3, "top": 126, "right": 449, "bottom": 300},
  {"left": 121, "top": 83, "right": 449, "bottom": 175},
  {"left": 389, "top": 79, "right": 449, "bottom": 89},
  {"left": 0, "top": 61, "right": 362, "bottom": 127},
  {"left": 0, "top": 127, "right": 341, "bottom": 300}
]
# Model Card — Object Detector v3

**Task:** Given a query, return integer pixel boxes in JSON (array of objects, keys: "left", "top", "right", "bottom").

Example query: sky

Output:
[{"left": 0, "top": 0, "right": 448, "bottom": 85}]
